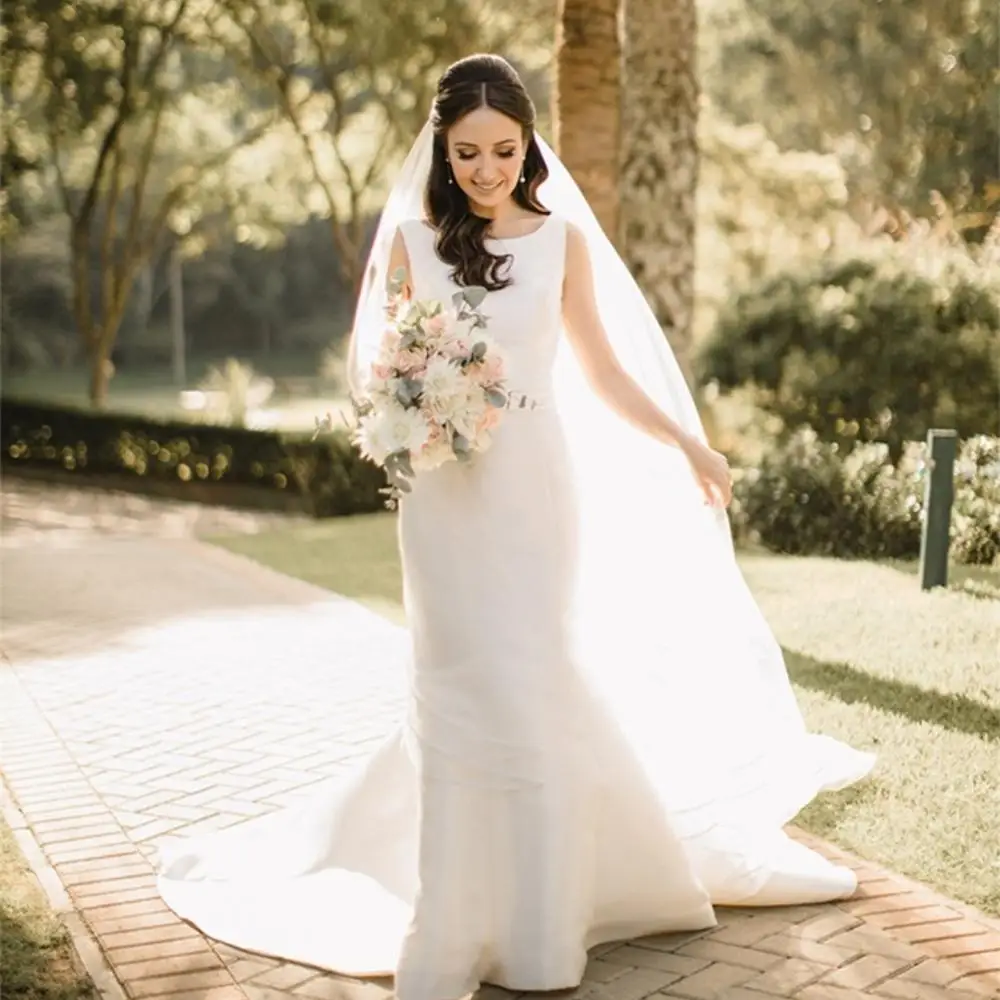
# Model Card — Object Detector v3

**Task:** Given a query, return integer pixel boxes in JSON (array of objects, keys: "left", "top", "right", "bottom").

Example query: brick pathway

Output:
[{"left": 2, "top": 512, "right": 999, "bottom": 1000}]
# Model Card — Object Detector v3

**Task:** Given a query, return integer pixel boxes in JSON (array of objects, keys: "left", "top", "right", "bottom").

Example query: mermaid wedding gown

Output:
[{"left": 158, "top": 216, "right": 875, "bottom": 1000}]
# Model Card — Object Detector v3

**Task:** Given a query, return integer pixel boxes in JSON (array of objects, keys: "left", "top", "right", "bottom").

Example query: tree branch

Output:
[
  {"left": 121, "top": 95, "right": 168, "bottom": 276},
  {"left": 139, "top": 0, "right": 191, "bottom": 91},
  {"left": 100, "top": 133, "right": 125, "bottom": 341},
  {"left": 300, "top": 0, "right": 360, "bottom": 201}
]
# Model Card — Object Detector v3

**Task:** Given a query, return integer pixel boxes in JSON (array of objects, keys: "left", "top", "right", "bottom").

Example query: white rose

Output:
[
  {"left": 356, "top": 402, "right": 430, "bottom": 465},
  {"left": 422, "top": 356, "right": 469, "bottom": 421},
  {"left": 449, "top": 390, "right": 488, "bottom": 441}
]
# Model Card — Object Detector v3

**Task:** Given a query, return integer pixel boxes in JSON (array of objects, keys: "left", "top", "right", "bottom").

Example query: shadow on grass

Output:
[
  {"left": 796, "top": 777, "right": 884, "bottom": 839},
  {"left": 784, "top": 649, "right": 1000, "bottom": 743}
]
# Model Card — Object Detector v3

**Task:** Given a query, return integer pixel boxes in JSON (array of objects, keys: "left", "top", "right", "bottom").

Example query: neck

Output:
[{"left": 469, "top": 197, "right": 519, "bottom": 223}]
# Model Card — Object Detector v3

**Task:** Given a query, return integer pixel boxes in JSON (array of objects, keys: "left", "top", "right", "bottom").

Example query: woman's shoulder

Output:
[{"left": 396, "top": 216, "right": 434, "bottom": 240}]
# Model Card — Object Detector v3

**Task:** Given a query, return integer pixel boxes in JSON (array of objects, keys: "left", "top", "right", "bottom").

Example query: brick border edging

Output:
[
  {"left": 1, "top": 664, "right": 248, "bottom": 1000},
  {"left": 792, "top": 819, "right": 1000, "bottom": 936},
  {"left": 1, "top": 781, "right": 129, "bottom": 1000}
]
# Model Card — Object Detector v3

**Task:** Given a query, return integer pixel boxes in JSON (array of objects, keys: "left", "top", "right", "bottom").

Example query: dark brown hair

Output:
[{"left": 425, "top": 54, "right": 549, "bottom": 291}]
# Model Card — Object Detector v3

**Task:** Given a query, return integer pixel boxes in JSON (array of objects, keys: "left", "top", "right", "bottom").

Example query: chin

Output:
[{"left": 463, "top": 181, "right": 513, "bottom": 206}]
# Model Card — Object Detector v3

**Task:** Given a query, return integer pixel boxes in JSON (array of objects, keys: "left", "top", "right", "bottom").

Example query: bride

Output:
[{"left": 158, "top": 53, "right": 875, "bottom": 1000}]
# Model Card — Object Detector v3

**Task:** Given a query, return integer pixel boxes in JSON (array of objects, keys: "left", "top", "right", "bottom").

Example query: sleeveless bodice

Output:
[{"left": 398, "top": 216, "right": 567, "bottom": 406}]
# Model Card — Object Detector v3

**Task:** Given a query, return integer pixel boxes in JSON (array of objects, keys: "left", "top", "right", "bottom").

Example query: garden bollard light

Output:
[{"left": 919, "top": 428, "right": 958, "bottom": 591}]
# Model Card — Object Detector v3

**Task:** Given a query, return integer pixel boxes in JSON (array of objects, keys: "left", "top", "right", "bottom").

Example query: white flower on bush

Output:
[
  {"left": 422, "top": 356, "right": 470, "bottom": 421},
  {"left": 356, "top": 401, "right": 430, "bottom": 464}
]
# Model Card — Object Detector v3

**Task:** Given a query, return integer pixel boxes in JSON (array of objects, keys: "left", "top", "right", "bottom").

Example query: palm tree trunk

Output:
[
  {"left": 621, "top": 0, "right": 699, "bottom": 388},
  {"left": 553, "top": 0, "right": 622, "bottom": 241}
]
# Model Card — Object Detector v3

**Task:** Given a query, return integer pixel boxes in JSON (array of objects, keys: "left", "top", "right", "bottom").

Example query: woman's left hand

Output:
[{"left": 682, "top": 438, "right": 732, "bottom": 508}]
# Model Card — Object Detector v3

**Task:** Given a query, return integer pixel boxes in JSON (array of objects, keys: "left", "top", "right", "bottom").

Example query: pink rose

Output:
[
  {"left": 372, "top": 363, "right": 392, "bottom": 380},
  {"left": 394, "top": 348, "right": 426, "bottom": 373},
  {"left": 480, "top": 353, "right": 505, "bottom": 383},
  {"left": 425, "top": 314, "right": 448, "bottom": 336},
  {"left": 441, "top": 338, "right": 470, "bottom": 361},
  {"left": 478, "top": 406, "right": 502, "bottom": 433}
]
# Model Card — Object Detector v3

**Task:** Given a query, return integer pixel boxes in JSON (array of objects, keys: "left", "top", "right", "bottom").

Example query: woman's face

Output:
[{"left": 446, "top": 106, "right": 526, "bottom": 212}]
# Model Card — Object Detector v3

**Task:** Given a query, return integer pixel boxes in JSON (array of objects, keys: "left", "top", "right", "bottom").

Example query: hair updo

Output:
[{"left": 425, "top": 53, "right": 549, "bottom": 291}]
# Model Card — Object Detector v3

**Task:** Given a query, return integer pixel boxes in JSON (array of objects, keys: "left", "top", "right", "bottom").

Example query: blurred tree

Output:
[
  {"left": 700, "top": 0, "right": 998, "bottom": 223},
  {"left": 552, "top": 0, "right": 621, "bottom": 238},
  {"left": 700, "top": 241, "right": 1000, "bottom": 456},
  {"left": 621, "top": 0, "right": 699, "bottom": 384},
  {"left": 2, "top": 0, "right": 286, "bottom": 406},
  {"left": 218, "top": 0, "right": 555, "bottom": 290}
]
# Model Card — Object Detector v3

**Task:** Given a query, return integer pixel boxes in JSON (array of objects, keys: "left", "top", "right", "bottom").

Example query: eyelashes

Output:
[{"left": 455, "top": 150, "right": 517, "bottom": 161}]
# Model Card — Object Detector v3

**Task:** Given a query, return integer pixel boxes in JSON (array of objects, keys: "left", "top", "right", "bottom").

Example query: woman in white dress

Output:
[{"left": 158, "top": 54, "right": 875, "bottom": 1000}]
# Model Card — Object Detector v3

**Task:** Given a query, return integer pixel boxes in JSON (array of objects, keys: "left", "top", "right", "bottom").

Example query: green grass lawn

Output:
[
  {"left": 2, "top": 357, "right": 351, "bottom": 434},
  {"left": 211, "top": 514, "right": 1000, "bottom": 916},
  {"left": 0, "top": 820, "right": 96, "bottom": 1000}
]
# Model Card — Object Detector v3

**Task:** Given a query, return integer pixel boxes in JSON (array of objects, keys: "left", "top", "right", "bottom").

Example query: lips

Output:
[{"left": 473, "top": 180, "right": 503, "bottom": 194}]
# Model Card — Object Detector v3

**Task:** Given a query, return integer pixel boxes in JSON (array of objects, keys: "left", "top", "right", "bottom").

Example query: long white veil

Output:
[
  {"left": 349, "top": 121, "right": 732, "bottom": 616},
  {"left": 154, "top": 121, "right": 876, "bottom": 970},
  {"left": 349, "top": 123, "right": 874, "bottom": 902}
]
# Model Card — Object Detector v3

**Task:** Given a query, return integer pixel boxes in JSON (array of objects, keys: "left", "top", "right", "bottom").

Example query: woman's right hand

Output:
[{"left": 681, "top": 437, "right": 733, "bottom": 508}]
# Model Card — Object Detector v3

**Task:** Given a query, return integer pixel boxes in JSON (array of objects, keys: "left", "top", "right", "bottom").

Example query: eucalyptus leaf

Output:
[
  {"left": 388, "top": 266, "right": 408, "bottom": 295},
  {"left": 394, "top": 377, "right": 423, "bottom": 407},
  {"left": 486, "top": 389, "right": 507, "bottom": 408},
  {"left": 396, "top": 451, "right": 415, "bottom": 478},
  {"left": 462, "top": 285, "right": 488, "bottom": 309},
  {"left": 470, "top": 341, "right": 487, "bottom": 362}
]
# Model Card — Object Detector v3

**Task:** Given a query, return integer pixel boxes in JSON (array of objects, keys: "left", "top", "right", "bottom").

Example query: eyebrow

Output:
[{"left": 453, "top": 140, "right": 517, "bottom": 149}]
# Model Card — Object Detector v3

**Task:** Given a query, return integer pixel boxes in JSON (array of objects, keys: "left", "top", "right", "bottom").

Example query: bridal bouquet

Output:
[{"left": 319, "top": 268, "right": 523, "bottom": 507}]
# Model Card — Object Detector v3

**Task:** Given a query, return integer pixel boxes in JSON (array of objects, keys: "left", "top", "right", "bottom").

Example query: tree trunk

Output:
[
  {"left": 169, "top": 243, "right": 186, "bottom": 386},
  {"left": 621, "top": 0, "right": 699, "bottom": 388},
  {"left": 553, "top": 0, "right": 622, "bottom": 241},
  {"left": 88, "top": 338, "right": 113, "bottom": 408}
]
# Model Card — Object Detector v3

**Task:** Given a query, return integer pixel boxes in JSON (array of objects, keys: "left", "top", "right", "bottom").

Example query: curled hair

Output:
[{"left": 425, "top": 54, "right": 549, "bottom": 291}]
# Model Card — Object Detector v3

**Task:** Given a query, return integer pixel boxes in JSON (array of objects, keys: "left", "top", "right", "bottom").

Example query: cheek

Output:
[{"left": 453, "top": 159, "right": 477, "bottom": 184}]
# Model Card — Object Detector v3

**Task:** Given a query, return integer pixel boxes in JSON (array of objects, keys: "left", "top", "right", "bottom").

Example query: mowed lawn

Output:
[{"left": 211, "top": 513, "right": 1000, "bottom": 917}]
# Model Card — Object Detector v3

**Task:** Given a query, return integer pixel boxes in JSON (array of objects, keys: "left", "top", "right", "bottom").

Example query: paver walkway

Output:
[{"left": 2, "top": 483, "right": 999, "bottom": 1000}]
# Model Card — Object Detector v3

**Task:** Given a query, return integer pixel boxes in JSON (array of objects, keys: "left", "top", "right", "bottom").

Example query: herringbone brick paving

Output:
[{"left": 2, "top": 493, "right": 998, "bottom": 1000}]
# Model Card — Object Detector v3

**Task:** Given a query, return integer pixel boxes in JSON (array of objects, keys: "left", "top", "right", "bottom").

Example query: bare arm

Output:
[
  {"left": 561, "top": 222, "right": 732, "bottom": 506},
  {"left": 386, "top": 227, "right": 413, "bottom": 300},
  {"left": 562, "top": 222, "right": 691, "bottom": 449},
  {"left": 347, "top": 227, "right": 412, "bottom": 393}
]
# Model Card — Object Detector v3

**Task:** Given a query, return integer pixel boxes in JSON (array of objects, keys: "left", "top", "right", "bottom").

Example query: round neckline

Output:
[{"left": 484, "top": 214, "right": 552, "bottom": 243}]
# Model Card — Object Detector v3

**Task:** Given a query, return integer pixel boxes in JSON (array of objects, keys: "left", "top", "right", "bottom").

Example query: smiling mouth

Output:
[{"left": 473, "top": 180, "right": 503, "bottom": 193}]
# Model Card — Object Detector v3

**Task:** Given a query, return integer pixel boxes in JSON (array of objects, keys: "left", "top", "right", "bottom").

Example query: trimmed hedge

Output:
[
  {"left": 732, "top": 428, "right": 1000, "bottom": 565},
  {"left": 1, "top": 398, "right": 386, "bottom": 518}
]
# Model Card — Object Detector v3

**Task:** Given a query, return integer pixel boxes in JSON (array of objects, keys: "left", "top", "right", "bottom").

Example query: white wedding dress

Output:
[{"left": 158, "top": 215, "right": 875, "bottom": 1000}]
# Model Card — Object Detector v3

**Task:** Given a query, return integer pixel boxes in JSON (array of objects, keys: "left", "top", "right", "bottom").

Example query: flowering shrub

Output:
[{"left": 731, "top": 429, "right": 1000, "bottom": 565}]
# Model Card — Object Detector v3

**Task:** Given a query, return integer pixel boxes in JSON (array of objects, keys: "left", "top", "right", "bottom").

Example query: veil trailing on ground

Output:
[{"left": 155, "top": 123, "right": 876, "bottom": 973}]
